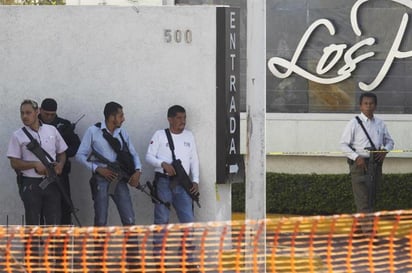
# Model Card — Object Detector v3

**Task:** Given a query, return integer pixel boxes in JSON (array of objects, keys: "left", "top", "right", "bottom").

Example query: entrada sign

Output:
[
  {"left": 267, "top": 0, "right": 412, "bottom": 91},
  {"left": 216, "top": 7, "right": 245, "bottom": 184}
]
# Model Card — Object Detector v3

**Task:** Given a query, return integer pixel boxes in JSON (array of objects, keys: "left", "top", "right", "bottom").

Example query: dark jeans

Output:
[
  {"left": 59, "top": 172, "right": 72, "bottom": 225},
  {"left": 21, "top": 177, "right": 62, "bottom": 271},
  {"left": 21, "top": 177, "right": 61, "bottom": 225}
]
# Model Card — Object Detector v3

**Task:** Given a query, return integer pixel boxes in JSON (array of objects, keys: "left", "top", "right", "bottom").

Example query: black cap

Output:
[{"left": 41, "top": 98, "right": 57, "bottom": 111}]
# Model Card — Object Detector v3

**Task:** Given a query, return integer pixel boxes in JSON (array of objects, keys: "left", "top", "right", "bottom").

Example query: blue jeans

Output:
[
  {"left": 154, "top": 176, "right": 194, "bottom": 224},
  {"left": 153, "top": 176, "right": 195, "bottom": 264},
  {"left": 92, "top": 175, "right": 135, "bottom": 226}
]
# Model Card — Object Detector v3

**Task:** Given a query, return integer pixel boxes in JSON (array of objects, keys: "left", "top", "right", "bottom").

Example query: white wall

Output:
[
  {"left": 0, "top": 6, "right": 219, "bottom": 226},
  {"left": 240, "top": 113, "right": 412, "bottom": 174}
]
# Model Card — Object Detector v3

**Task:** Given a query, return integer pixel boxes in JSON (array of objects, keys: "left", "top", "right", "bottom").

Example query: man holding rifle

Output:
[
  {"left": 76, "top": 101, "right": 142, "bottom": 271},
  {"left": 340, "top": 93, "right": 394, "bottom": 234},
  {"left": 39, "top": 98, "right": 81, "bottom": 225},
  {"left": 76, "top": 101, "right": 142, "bottom": 227},
  {"left": 146, "top": 105, "right": 200, "bottom": 225},
  {"left": 146, "top": 105, "right": 200, "bottom": 271},
  {"left": 7, "top": 99, "right": 68, "bottom": 225}
]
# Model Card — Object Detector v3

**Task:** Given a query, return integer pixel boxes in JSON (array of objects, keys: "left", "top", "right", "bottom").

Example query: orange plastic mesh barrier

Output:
[{"left": 0, "top": 210, "right": 411, "bottom": 273}]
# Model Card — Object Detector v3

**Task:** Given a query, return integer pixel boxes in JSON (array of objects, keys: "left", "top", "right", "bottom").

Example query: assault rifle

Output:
[
  {"left": 164, "top": 128, "right": 201, "bottom": 208},
  {"left": 87, "top": 148, "right": 130, "bottom": 195},
  {"left": 22, "top": 128, "right": 82, "bottom": 226},
  {"left": 87, "top": 148, "right": 170, "bottom": 208},
  {"left": 171, "top": 159, "right": 201, "bottom": 208},
  {"left": 142, "top": 181, "right": 171, "bottom": 210},
  {"left": 365, "top": 147, "right": 379, "bottom": 210}
]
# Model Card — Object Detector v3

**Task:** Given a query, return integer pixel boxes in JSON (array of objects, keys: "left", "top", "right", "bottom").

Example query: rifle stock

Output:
[{"left": 366, "top": 151, "right": 378, "bottom": 210}]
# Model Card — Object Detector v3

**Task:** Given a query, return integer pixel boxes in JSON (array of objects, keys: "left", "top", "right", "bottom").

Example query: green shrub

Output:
[{"left": 232, "top": 173, "right": 412, "bottom": 215}]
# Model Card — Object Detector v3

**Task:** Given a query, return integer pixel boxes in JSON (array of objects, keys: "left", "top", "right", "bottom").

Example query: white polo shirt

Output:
[{"left": 7, "top": 124, "right": 68, "bottom": 178}]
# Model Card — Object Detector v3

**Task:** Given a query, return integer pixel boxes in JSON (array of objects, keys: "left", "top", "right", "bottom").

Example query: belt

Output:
[
  {"left": 347, "top": 157, "right": 370, "bottom": 165},
  {"left": 155, "top": 172, "right": 169, "bottom": 179},
  {"left": 22, "top": 175, "right": 46, "bottom": 181},
  {"left": 21, "top": 176, "right": 45, "bottom": 181}
]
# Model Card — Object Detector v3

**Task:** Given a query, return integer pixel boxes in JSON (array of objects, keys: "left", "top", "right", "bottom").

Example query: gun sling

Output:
[
  {"left": 164, "top": 128, "right": 201, "bottom": 208},
  {"left": 91, "top": 123, "right": 137, "bottom": 194},
  {"left": 87, "top": 148, "right": 170, "bottom": 208},
  {"left": 355, "top": 116, "right": 377, "bottom": 151}
]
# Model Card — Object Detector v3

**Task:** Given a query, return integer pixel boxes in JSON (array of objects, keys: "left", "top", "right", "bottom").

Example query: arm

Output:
[
  {"left": 146, "top": 131, "right": 176, "bottom": 175},
  {"left": 375, "top": 123, "right": 394, "bottom": 162},
  {"left": 121, "top": 130, "right": 142, "bottom": 187},
  {"left": 340, "top": 120, "right": 368, "bottom": 170},
  {"left": 76, "top": 128, "right": 119, "bottom": 182},
  {"left": 7, "top": 133, "right": 47, "bottom": 175},
  {"left": 145, "top": 131, "right": 164, "bottom": 168},
  {"left": 62, "top": 123, "right": 81, "bottom": 158},
  {"left": 340, "top": 120, "right": 359, "bottom": 161},
  {"left": 382, "top": 124, "right": 394, "bottom": 151},
  {"left": 9, "top": 157, "right": 46, "bottom": 175},
  {"left": 75, "top": 127, "right": 96, "bottom": 172},
  {"left": 190, "top": 134, "right": 200, "bottom": 184},
  {"left": 122, "top": 129, "right": 142, "bottom": 170},
  {"left": 54, "top": 152, "right": 67, "bottom": 175},
  {"left": 189, "top": 134, "right": 200, "bottom": 194}
]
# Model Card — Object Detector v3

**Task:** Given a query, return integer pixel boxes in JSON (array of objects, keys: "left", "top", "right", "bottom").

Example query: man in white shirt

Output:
[
  {"left": 146, "top": 105, "right": 200, "bottom": 270},
  {"left": 7, "top": 99, "right": 68, "bottom": 225},
  {"left": 340, "top": 93, "right": 394, "bottom": 214}
]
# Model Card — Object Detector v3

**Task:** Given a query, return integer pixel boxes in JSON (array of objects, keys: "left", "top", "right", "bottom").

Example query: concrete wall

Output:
[
  {"left": 0, "top": 6, "right": 221, "bottom": 225},
  {"left": 240, "top": 113, "right": 412, "bottom": 174}
]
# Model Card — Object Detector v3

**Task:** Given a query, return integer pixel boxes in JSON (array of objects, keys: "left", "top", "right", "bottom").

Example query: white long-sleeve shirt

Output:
[
  {"left": 146, "top": 129, "right": 199, "bottom": 183},
  {"left": 340, "top": 112, "right": 394, "bottom": 161}
]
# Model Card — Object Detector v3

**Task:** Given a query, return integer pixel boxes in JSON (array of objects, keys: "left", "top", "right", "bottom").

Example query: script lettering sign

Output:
[{"left": 267, "top": 0, "right": 412, "bottom": 91}]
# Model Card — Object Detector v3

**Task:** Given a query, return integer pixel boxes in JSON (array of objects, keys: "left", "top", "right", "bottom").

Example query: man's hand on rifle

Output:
[
  {"left": 374, "top": 149, "right": 388, "bottom": 162},
  {"left": 96, "top": 167, "right": 118, "bottom": 182},
  {"left": 190, "top": 182, "right": 199, "bottom": 195},
  {"left": 53, "top": 161, "right": 65, "bottom": 175},
  {"left": 34, "top": 161, "right": 48, "bottom": 175},
  {"left": 128, "top": 170, "right": 141, "bottom": 188},
  {"left": 161, "top": 162, "right": 176, "bottom": 176}
]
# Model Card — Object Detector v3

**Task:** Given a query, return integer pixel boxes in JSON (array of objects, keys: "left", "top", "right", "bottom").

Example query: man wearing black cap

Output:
[{"left": 39, "top": 98, "right": 81, "bottom": 225}]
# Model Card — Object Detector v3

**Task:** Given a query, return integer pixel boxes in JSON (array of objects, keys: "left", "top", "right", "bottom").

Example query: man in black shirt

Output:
[{"left": 39, "top": 98, "right": 81, "bottom": 225}]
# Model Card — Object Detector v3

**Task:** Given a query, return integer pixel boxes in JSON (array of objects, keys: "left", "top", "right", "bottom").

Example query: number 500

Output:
[{"left": 164, "top": 29, "right": 192, "bottom": 44}]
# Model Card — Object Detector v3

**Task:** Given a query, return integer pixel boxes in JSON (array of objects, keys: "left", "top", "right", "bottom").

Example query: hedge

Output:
[{"left": 232, "top": 173, "right": 412, "bottom": 215}]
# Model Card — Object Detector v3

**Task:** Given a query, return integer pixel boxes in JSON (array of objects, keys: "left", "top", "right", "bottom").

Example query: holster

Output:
[
  {"left": 16, "top": 173, "right": 23, "bottom": 199},
  {"left": 150, "top": 178, "right": 159, "bottom": 204},
  {"left": 63, "top": 160, "right": 71, "bottom": 174},
  {"left": 89, "top": 174, "right": 98, "bottom": 200}
]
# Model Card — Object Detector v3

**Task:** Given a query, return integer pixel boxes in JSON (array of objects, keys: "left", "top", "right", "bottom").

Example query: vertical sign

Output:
[{"left": 216, "top": 7, "right": 245, "bottom": 184}]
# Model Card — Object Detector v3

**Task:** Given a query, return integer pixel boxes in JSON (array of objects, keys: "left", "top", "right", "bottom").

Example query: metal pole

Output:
[
  {"left": 246, "top": 0, "right": 266, "bottom": 272},
  {"left": 246, "top": 0, "right": 266, "bottom": 222}
]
